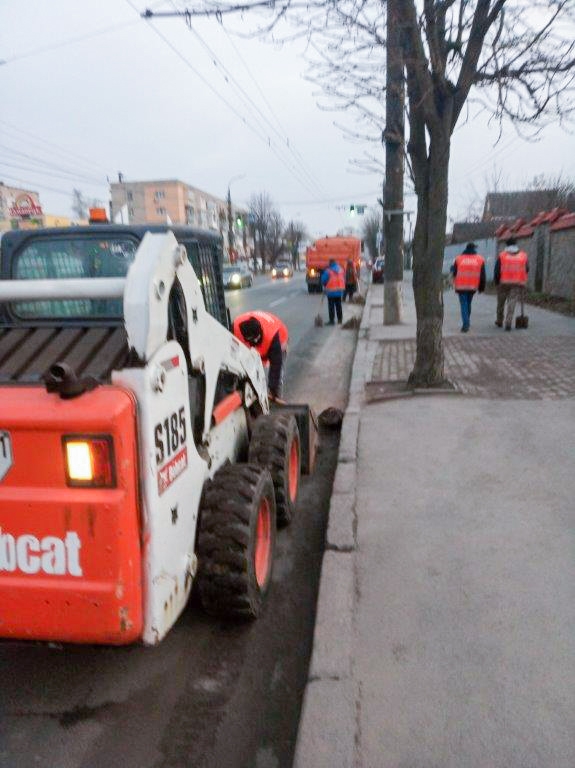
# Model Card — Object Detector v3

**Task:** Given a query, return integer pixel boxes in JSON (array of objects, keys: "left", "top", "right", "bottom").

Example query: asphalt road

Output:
[{"left": 0, "top": 270, "right": 363, "bottom": 768}]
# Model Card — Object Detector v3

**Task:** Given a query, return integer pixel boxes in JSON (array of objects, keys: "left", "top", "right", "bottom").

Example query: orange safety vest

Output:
[
  {"left": 325, "top": 265, "right": 345, "bottom": 293},
  {"left": 453, "top": 253, "right": 484, "bottom": 291},
  {"left": 499, "top": 250, "right": 528, "bottom": 285},
  {"left": 233, "top": 310, "right": 288, "bottom": 360}
]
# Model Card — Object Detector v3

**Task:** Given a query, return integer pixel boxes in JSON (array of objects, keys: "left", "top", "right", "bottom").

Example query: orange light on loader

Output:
[
  {"left": 63, "top": 435, "right": 115, "bottom": 487},
  {"left": 88, "top": 207, "right": 109, "bottom": 223}
]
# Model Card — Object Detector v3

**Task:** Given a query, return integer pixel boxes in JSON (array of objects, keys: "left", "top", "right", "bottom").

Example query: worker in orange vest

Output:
[
  {"left": 451, "top": 242, "right": 486, "bottom": 332},
  {"left": 494, "top": 237, "right": 529, "bottom": 330},
  {"left": 321, "top": 258, "right": 346, "bottom": 325},
  {"left": 343, "top": 258, "right": 359, "bottom": 302},
  {"left": 233, "top": 310, "right": 289, "bottom": 401}
]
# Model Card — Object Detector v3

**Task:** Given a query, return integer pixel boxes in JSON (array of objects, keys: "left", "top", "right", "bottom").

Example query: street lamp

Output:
[{"left": 227, "top": 174, "right": 246, "bottom": 261}]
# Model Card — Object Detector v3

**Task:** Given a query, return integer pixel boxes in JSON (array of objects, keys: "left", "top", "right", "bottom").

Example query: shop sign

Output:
[{"left": 8, "top": 193, "right": 43, "bottom": 218}]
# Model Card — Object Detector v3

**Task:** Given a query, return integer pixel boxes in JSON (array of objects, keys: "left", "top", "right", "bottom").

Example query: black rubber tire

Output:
[
  {"left": 197, "top": 464, "right": 276, "bottom": 619},
  {"left": 248, "top": 413, "right": 301, "bottom": 527}
]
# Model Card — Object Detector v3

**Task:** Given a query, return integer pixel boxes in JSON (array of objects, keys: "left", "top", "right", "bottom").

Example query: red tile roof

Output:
[{"left": 497, "top": 208, "right": 575, "bottom": 239}]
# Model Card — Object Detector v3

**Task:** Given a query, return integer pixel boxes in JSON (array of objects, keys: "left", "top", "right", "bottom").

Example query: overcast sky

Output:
[{"left": 1, "top": 0, "right": 574, "bottom": 239}]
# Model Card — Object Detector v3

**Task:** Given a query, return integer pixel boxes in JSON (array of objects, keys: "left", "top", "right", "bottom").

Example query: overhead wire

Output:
[
  {"left": 125, "top": 0, "right": 327, "bottom": 200},
  {"left": 179, "top": 8, "right": 327, "bottom": 197},
  {"left": 2, "top": 2, "right": 375, "bottom": 218},
  {"left": 279, "top": 188, "right": 384, "bottom": 206},
  {"left": 0, "top": 1, "right": 161, "bottom": 202},
  {"left": 0, "top": 144, "right": 106, "bottom": 186},
  {"left": 0, "top": 119, "right": 111, "bottom": 176},
  {"left": 0, "top": 20, "right": 141, "bottom": 66},
  {"left": 0, "top": 160, "right": 105, "bottom": 188},
  {"left": 0, "top": 172, "right": 98, "bottom": 199}
]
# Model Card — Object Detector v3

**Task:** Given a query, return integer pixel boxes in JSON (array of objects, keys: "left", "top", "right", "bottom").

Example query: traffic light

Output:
[
  {"left": 349, "top": 205, "right": 356, "bottom": 216},
  {"left": 235, "top": 215, "right": 244, "bottom": 228}
]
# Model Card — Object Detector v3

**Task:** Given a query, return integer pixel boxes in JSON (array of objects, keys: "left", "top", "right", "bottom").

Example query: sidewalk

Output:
[{"left": 294, "top": 276, "right": 575, "bottom": 768}]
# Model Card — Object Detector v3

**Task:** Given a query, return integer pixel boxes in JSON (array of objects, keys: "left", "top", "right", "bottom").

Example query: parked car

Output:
[
  {"left": 372, "top": 257, "right": 385, "bottom": 283},
  {"left": 271, "top": 261, "right": 294, "bottom": 279},
  {"left": 223, "top": 263, "right": 253, "bottom": 289}
]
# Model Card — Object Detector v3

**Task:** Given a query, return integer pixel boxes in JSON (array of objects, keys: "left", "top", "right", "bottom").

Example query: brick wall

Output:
[
  {"left": 497, "top": 212, "right": 575, "bottom": 300},
  {"left": 547, "top": 227, "right": 575, "bottom": 300}
]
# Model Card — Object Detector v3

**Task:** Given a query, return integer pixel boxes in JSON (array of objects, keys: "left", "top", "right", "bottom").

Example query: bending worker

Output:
[
  {"left": 451, "top": 242, "right": 485, "bottom": 332},
  {"left": 233, "top": 310, "right": 289, "bottom": 401},
  {"left": 321, "top": 258, "right": 345, "bottom": 325}
]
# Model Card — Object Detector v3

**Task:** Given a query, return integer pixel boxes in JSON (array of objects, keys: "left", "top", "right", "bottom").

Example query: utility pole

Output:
[
  {"left": 227, "top": 186, "right": 234, "bottom": 261},
  {"left": 383, "top": 0, "right": 405, "bottom": 325},
  {"left": 226, "top": 174, "right": 245, "bottom": 263}
]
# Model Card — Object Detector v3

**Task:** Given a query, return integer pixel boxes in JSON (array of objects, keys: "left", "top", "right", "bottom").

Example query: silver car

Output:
[{"left": 223, "top": 263, "right": 253, "bottom": 289}]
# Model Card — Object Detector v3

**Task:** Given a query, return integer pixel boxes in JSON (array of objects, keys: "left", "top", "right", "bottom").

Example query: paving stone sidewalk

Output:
[{"left": 371, "top": 334, "right": 575, "bottom": 399}]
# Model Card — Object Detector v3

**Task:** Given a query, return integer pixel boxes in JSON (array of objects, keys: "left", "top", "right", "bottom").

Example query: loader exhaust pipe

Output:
[{"left": 44, "top": 362, "right": 99, "bottom": 399}]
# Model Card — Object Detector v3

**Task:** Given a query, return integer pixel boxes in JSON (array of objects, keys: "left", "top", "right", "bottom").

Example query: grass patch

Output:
[{"left": 482, "top": 284, "right": 574, "bottom": 316}]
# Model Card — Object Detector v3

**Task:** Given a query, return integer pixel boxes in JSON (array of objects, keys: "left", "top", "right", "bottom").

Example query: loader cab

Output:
[
  {"left": 0, "top": 224, "right": 228, "bottom": 330},
  {"left": 0, "top": 225, "right": 229, "bottom": 395}
]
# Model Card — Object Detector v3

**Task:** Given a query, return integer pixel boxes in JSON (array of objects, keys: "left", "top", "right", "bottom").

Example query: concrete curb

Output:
[{"left": 294, "top": 284, "right": 375, "bottom": 767}]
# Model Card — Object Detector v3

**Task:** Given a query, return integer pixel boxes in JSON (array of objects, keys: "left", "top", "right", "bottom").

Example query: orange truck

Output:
[{"left": 305, "top": 236, "right": 361, "bottom": 294}]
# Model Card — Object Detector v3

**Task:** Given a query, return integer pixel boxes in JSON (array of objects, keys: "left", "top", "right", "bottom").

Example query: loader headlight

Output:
[{"left": 63, "top": 436, "right": 116, "bottom": 487}]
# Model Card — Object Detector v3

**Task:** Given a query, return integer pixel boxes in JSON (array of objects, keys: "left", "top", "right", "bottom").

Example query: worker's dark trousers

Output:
[
  {"left": 343, "top": 283, "right": 357, "bottom": 302},
  {"left": 457, "top": 290, "right": 475, "bottom": 330},
  {"left": 327, "top": 295, "right": 343, "bottom": 324}
]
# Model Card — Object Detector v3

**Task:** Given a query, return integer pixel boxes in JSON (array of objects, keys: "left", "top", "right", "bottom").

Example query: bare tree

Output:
[
  {"left": 155, "top": 1, "right": 575, "bottom": 384},
  {"left": 284, "top": 220, "right": 308, "bottom": 269},
  {"left": 398, "top": 1, "right": 575, "bottom": 385},
  {"left": 248, "top": 192, "right": 275, "bottom": 271},
  {"left": 525, "top": 173, "right": 575, "bottom": 208},
  {"left": 362, "top": 208, "right": 382, "bottom": 262},
  {"left": 268, "top": 210, "right": 285, "bottom": 265},
  {"left": 71, "top": 188, "right": 88, "bottom": 220}
]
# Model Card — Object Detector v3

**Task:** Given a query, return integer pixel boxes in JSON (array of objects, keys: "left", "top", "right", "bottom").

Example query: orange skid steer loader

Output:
[{"left": 0, "top": 228, "right": 317, "bottom": 645}]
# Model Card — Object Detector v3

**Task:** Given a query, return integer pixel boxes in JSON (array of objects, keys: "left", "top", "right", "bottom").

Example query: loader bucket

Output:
[{"left": 271, "top": 403, "right": 319, "bottom": 475}]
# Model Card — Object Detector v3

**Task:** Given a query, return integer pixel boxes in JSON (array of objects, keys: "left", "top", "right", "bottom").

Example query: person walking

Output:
[
  {"left": 321, "top": 258, "right": 345, "bottom": 325},
  {"left": 494, "top": 237, "right": 529, "bottom": 330},
  {"left": 343, "top": 258, "right": 359, "bottom": 302},
  {"left": 232, "top": 310, "right": 288, "bottom": 401},
  {"left": 451, "top": 242, "right": 486, "bottom": 332}
]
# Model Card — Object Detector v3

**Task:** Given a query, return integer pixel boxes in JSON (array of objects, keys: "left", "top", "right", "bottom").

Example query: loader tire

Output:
[
  {"left": 197, "top": 464, "right": 276, "bottom": 620},
  {"left": 249, "top": 413, "right": 301, "bottom": 527}
]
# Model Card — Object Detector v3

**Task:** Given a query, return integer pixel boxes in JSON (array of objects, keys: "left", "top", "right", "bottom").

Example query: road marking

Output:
[{"left": 269, "top": 297, "right": 287, "bottom": 307}]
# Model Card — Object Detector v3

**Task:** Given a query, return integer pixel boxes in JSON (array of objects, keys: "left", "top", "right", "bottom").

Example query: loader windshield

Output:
[{"left": 12, "top": 236, "right": 138, "bottom": 319}]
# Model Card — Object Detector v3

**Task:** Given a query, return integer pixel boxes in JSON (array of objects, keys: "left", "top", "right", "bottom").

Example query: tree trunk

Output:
[
  {"left": 257, "top": 227, "right": 266, "bottom": 271},
  {"left": 383, "top": 0, "right": 404, "bottom": 325},
  {"left": 408, "top": 131, "right": 451, "bottom": 387}
]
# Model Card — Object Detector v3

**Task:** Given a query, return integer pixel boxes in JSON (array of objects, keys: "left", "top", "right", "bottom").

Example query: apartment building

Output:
[{"left": 109, "top": 179, "right": 249, "bottom": 258}]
